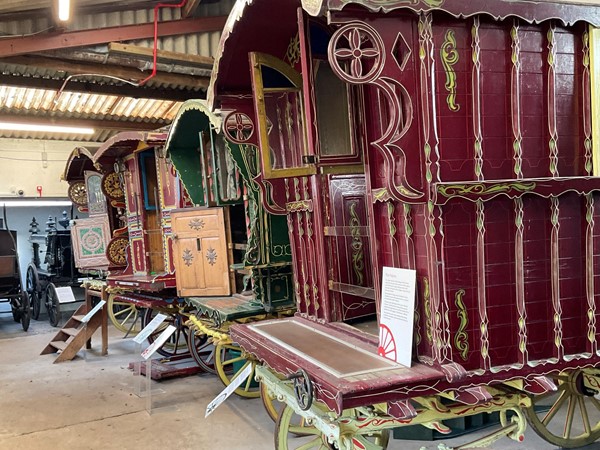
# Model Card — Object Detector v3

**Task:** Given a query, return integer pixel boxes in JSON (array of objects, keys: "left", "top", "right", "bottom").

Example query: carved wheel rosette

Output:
[
  {"left": 101, "top": 171, "right": 125, "bottom": 201},
  {"left": 329, "top": 22, "right": 385, "bottom": 84},
  {"left": 107, "top": 236, "right": 128, "bottom": 267},
  {"left": 224, "top": 112, "right": 254, "bottom": 144},
  {"left": 68, "top": 181, "right": 88, "bottom": 207}
]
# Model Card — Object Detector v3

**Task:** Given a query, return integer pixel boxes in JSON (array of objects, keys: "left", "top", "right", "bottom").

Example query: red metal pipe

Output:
[{"left": 139, "top": 0, "right": 188, "bottom": 86}]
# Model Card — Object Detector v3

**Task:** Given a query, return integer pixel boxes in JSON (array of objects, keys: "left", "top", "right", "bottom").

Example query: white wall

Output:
[
  {"left": 0, "top": 138, "right": 99, "bottom": 198},
  {"left": 2, "top": 205, "right": 79, "bottom": 284}
]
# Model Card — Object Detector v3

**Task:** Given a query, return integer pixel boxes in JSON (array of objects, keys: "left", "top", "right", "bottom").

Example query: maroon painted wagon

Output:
[
  {"left": 209, "top": 0, "right": 600, "bottom": 447},
  {"left": 91, "top": 131, "right": 199, "bottom": 354}
]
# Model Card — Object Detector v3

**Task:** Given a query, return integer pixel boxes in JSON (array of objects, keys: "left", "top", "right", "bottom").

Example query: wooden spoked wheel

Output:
[
  {"left": 186, "top": 330, "right": 217, "bottom": 374},
  {"left": 214, "top": 342, "right": 260, "bottom": 398},
  {"left": 275, "top": 405, "right": 389, "bottom": 450},
  {"left": 26, "top": 264, "right": 41, "bottom": 320},
  {"left": 261, "top": 383, "right": 313, "bottom": 435},
  {"left": 19, "top": 292, "right": 30, "bottom": 332},
  {"left": 45, "top": 283, "right": 61, "bottom": 327},
  {"left": 525, "top": 370, "right": 600, "bottom": 448},
  {"left": 142, "top": 307, "right": 190, "bottom": 359},
  {"left": 107, "top": 294, "right": 140, "bottom": 336}
]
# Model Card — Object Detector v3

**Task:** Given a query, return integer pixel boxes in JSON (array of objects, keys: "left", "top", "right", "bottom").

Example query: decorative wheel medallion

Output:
[
  {"left": 107, "top": 236, "right": 128, "bottom": 267},
  {"left": 224, "top": 112, "right": 254, "bottom": 144},
  {"left": 206, "top": 247, "right": 217, "bottom": 266},
  {"left": 101, "top": 171, "right": 125, "bottom": 201},
  {"left": 81, "top": 229, "right": 104, "bottom": 255},
  {"left": 68, "top": 181, "right": 88, "bottom": 207},
  {"left": 330, "top": 22, "right": 385, "bottom": 84}
]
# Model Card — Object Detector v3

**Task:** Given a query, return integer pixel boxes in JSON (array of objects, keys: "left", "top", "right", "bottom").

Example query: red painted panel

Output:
[{"left": 522, "top": 196, "right": 554, "bottom": 361}]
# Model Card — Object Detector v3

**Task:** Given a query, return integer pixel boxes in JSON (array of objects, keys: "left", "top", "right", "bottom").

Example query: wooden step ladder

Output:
[{"left": 41, "top": 287, "right": 108, "bottom": 363}]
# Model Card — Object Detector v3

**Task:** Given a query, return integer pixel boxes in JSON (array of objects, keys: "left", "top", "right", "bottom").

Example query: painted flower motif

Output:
[{"left": 182, "top": 249, "right": 194, "bottom": 267}]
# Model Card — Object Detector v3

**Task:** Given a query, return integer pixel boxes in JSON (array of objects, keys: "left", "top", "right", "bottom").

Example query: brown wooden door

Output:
[{"left": 171, "top": 207, "right": 231, "bottom": 297}]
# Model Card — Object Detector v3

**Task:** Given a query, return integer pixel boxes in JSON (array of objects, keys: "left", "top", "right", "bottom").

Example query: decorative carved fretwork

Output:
[
  {"left": 182, "top": 248, "right": 194, "bottom": 267},
  {"left": 188, "top": 218, "right": 205, "bottom": 231},
  {"left": 206, "top": 247, "right": 218, "bottom": 266}
]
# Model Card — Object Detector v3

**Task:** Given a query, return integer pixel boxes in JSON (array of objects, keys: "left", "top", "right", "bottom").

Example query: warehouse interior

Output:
[{"left": 1, "top": 1, "right": 600, "bottom": 449}]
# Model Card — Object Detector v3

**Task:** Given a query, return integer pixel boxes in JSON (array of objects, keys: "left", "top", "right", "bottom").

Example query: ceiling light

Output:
[
  {"left": 0, "top": 122, "right": 94, "bottom": 135},
  {"left": 0, "top": 200, "right": 73, "bottom": 207},
  {"left": 58, "top": 0, "right": 71, "bottom": 22}
]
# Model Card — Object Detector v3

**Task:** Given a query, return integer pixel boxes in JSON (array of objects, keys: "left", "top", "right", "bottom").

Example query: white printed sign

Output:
[
  {"left": 141, "top": 325, "right": 176, "bottom": 360},
  {"left": 205, "top": 362, "right": 254, "bottom": 417},
  {"left": 81, "top": 300, "right": 106, "bottom": 323},
  {"left": 56, "top": 286, "right": 77, "bottom": 304},
  {"left": 133, "top": 313, "right": 167, "bottom": 344},
  {"left": 378, "top": 267, "right": 416, "bottom": 367}
]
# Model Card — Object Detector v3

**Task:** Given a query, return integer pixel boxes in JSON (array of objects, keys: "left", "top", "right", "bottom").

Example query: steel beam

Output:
[{"left": 0, "top": 15, "right": 227, "bottom": 57}]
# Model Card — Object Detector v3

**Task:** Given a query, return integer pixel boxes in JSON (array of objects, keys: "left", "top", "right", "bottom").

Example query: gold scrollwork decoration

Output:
[
  {"left": 189, "top": 218, "right": 205, "bottom": 231},
  {"left": 423, "top": 277, "right": 432, "bottom": 345},
  {"left": 349, "top": 202, "right": 365, "bottom": 286},
  {"left": 438, "top": 181, "right": 536, "bottom": 198},
  {"left": 286, "top": 200, "right": 312, "bottom": 213},
  {"left": 440, "top": 29, "right": 460, "bottom": 112},
  {"left": 454, "top": 289, "right": 469, "bottom": 361}
]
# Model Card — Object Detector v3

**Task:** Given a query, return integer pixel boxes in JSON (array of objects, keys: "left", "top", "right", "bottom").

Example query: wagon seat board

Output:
[
  {"left": 92, "top": 131, "right": 186, "bottom": 292},
  {"left": 210, "top": 0, "right": 600, "bottom": 409},
  {"left": 163, "top": 99, "right": 295, "bottom": 317}
]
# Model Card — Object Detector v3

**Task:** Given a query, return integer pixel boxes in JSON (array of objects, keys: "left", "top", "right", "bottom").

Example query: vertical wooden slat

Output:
[
  {"left": 476, "top": 199, "right": 491, "bottom": 370},
  {"left": 586, "top": 193, "right": 597, "bottom": 354},
  {"left": 471, "top": 17, "right": 484, "bottom": 182},
  {"left": 514, "top": 197, "right": 528, "bottom": 366},
  {"left": 511, "top": 21, "right": 524, "bottom": 179},
  {"left": 591, "top": 26, "right": 600, "bottom": 175},
  {"left": 547, "top": 23, "right": 559, "bottom": 177},
  {"left": 550, "top": 196, "right": 563, "bottom": 361}
]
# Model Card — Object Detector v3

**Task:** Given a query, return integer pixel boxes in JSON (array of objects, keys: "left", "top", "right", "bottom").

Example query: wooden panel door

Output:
[{"left": 171, "top": 207, "right": 232, "bottom": 297}]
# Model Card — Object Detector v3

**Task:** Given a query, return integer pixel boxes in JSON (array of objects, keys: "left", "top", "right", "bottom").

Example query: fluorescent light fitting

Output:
[
  {"left": 58, "top": 0, "right": 70, "bottom": 21},
  {"left": 0, "top": 122, "right": 94, "bottom": 135},
  {"left": 0, "top": 200, "right": 73, "bottom": 207}
]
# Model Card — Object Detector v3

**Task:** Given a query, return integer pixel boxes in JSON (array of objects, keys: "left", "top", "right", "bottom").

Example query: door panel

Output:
[{"left": 171, "top": 207, "right": 232, "bottom": 297}]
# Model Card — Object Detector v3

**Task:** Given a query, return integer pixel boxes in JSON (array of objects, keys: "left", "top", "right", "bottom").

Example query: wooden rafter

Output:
[{"left": 108, "top": 42, "right": 214, "bottom": 68}]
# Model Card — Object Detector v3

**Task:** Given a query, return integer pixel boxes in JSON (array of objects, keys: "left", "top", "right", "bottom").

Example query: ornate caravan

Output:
[
  {"left": 164, "top": 99, "right": 295, "bottom": 396},
  {"left": 210, "top": 0, "right": 600, "bottom": 448}
]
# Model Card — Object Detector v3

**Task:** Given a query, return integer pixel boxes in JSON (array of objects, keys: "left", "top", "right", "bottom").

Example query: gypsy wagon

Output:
[
  {"left": 163, "top": 99, "right": 295, "bottom": 396},
  {"left": 65, "top": 145, "right": 133, "bottom": 330},
  {"left": 209, "top": 0, "right": 600, "bottom": 448},
  {"left": 91, "top": 131, "right": 204, "bottom": 356}
]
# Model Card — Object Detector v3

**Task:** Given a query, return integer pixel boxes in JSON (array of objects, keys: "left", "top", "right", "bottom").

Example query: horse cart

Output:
[
  {"left": 208, "top": 0, "right": 600, "bottom": 448},
  {"left": 0, "top": 222, "right": 30, "bottom": 331},
  {"left": 27, "top": 214, "right": 86, "bottom": 327}
]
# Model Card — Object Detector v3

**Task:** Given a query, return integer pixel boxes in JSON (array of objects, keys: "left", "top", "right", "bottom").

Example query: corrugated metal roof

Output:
[{"left": 0, "top": 85, "right": 181, "bottom": 142}]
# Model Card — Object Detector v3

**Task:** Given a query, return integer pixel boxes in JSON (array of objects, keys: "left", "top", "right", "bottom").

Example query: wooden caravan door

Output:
[{"left": 171, "top": 208, "right": 232, "bottom": 297}]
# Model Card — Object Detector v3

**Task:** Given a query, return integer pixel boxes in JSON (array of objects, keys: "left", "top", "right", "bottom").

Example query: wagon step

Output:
[{"left": 40, "top": 301, "right": 107, "bottom": 363}]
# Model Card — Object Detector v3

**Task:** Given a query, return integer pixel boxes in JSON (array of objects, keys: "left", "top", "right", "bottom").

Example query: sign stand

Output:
[
  {"left": 132, "top": 313, "right": 168, "bottom": 397},
  {"left": 79, "top": 299, "right": 106, "bottom": 363},
  {"left": 141, "top": 324, "right": 178, "bottom": 415}
]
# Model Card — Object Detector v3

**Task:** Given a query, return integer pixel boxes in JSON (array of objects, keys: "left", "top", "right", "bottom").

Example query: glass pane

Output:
[
  {"left": 314, "top": 61, "right": 353, "bottom": 157},
  {"left": 86, "top": 174, "right": 106, "bottom": 215},
  {"left": 263, "top": 89, "right": 307, "bottom": 171}
]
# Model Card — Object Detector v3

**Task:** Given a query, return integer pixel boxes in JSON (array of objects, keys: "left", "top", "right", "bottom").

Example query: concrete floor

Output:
[{"left": 0, "top": 304, "right": 599, "bottom": 450}]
